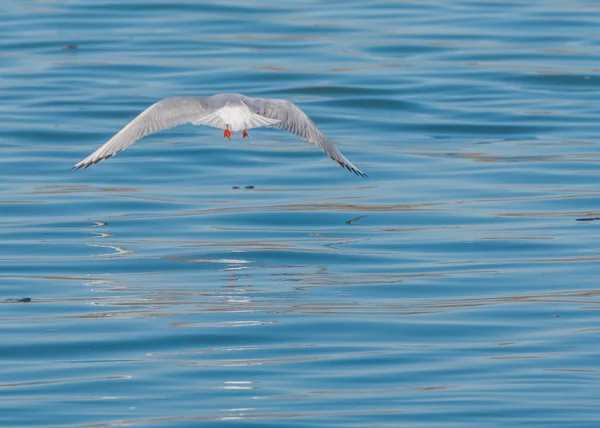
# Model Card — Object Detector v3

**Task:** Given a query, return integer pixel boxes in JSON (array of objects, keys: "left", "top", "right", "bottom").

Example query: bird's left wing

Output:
[{"left": 74, "top": 97, "right": 213, "bottom": 169}]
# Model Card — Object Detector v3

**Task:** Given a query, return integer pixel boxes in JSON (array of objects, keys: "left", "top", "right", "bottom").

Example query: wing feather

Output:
[
  {"left": 73, "top": 97, "right": 212, "bottom": 169},
  {"left": 244, "top": 97, "right": 367, "bottom": 177}
]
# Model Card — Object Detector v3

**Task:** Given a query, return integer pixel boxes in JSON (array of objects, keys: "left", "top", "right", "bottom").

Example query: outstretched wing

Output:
[
  {"left": 73, "top": 97, "right": 212, "bottom": 169},
  {"left": 245, "top": 97, "right": 367, "bottom": 177}
]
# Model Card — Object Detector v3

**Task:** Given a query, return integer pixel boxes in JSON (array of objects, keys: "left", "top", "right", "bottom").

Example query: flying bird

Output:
[{"left": 73, "top": 93, "right": 367, "bottom": 177}]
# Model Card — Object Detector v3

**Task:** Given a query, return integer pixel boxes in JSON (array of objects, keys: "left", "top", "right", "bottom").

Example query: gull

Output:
[{"left": 73, "top": 93, "right": 367, "bottom": 177}]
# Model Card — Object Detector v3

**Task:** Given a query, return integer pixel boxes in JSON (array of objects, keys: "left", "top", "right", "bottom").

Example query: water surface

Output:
[{"left": 2, "top": 1, "right": 600, "bottom": 427}]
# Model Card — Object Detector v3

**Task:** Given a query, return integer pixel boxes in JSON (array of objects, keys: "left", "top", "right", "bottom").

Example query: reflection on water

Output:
[{"left": 2, "top": 0, "right": 600, "bottom": 427}]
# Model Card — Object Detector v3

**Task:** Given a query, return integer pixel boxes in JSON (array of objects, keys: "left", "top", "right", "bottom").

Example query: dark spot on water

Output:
[
  {"left": 576, "top": 217, "right": 600, "bottom": 222},
  {"left": 5, "top": 297, "right": 32, "bottom": 303},
  {"left": 245, "top": 186, "right": 254, "bottom": 189},
  {"left": 63, "top": 44, "right": 77, "bottom": 50}
]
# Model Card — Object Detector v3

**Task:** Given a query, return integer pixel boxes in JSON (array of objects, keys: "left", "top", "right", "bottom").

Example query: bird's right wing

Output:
[
  {"left": 245, "top": 97, "right": 367, "bottom": 177},
  {"left": 73, "top": 97, "right": 213, "bottom": 169}
]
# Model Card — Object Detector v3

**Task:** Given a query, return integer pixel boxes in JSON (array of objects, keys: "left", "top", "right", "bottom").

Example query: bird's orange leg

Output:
[
  {"left": 242, "top": 129, "right": 249, "bottom": 138},
  {"left": 224, "top": 128, "right": 234, "bottom": 139}
]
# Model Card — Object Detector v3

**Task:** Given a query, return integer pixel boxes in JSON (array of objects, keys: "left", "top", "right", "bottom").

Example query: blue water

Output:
[{"left": 2, "top": 0, "right": 600, "bottom": 426}]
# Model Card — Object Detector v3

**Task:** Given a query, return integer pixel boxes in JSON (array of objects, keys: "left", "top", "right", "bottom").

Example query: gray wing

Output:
[
  {"left": 73, "top": 97, "right": 213, "bottom": 169},
  {"left": 245, "top": 97, "right": 367, "bottom": 177}
]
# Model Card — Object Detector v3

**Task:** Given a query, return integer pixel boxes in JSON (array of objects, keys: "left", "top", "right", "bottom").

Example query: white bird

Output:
[{"left": 73, "top": 93, "right": 367, "bottom": 177}]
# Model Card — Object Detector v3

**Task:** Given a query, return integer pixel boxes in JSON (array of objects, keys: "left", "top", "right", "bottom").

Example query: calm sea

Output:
[{"left": 2, "top": 1, "right": 600, "bottom": 427}]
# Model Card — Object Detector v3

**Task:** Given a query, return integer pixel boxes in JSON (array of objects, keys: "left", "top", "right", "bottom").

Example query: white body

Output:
[{"left": 193, "top": 102, "right": 280, "bottom": 132}]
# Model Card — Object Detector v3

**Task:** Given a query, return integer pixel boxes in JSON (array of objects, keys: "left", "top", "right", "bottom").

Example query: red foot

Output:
[
  {"left": 242, "top": 129, "right": 249, "bottom": 138},
  {"left": 224, "top": 129, "right": 233, "bottom": 139}
]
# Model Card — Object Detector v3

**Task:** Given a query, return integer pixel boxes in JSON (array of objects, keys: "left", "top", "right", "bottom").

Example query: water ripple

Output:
[{"left": 2, "top": 1, "right": 600, "bottom": 427}]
